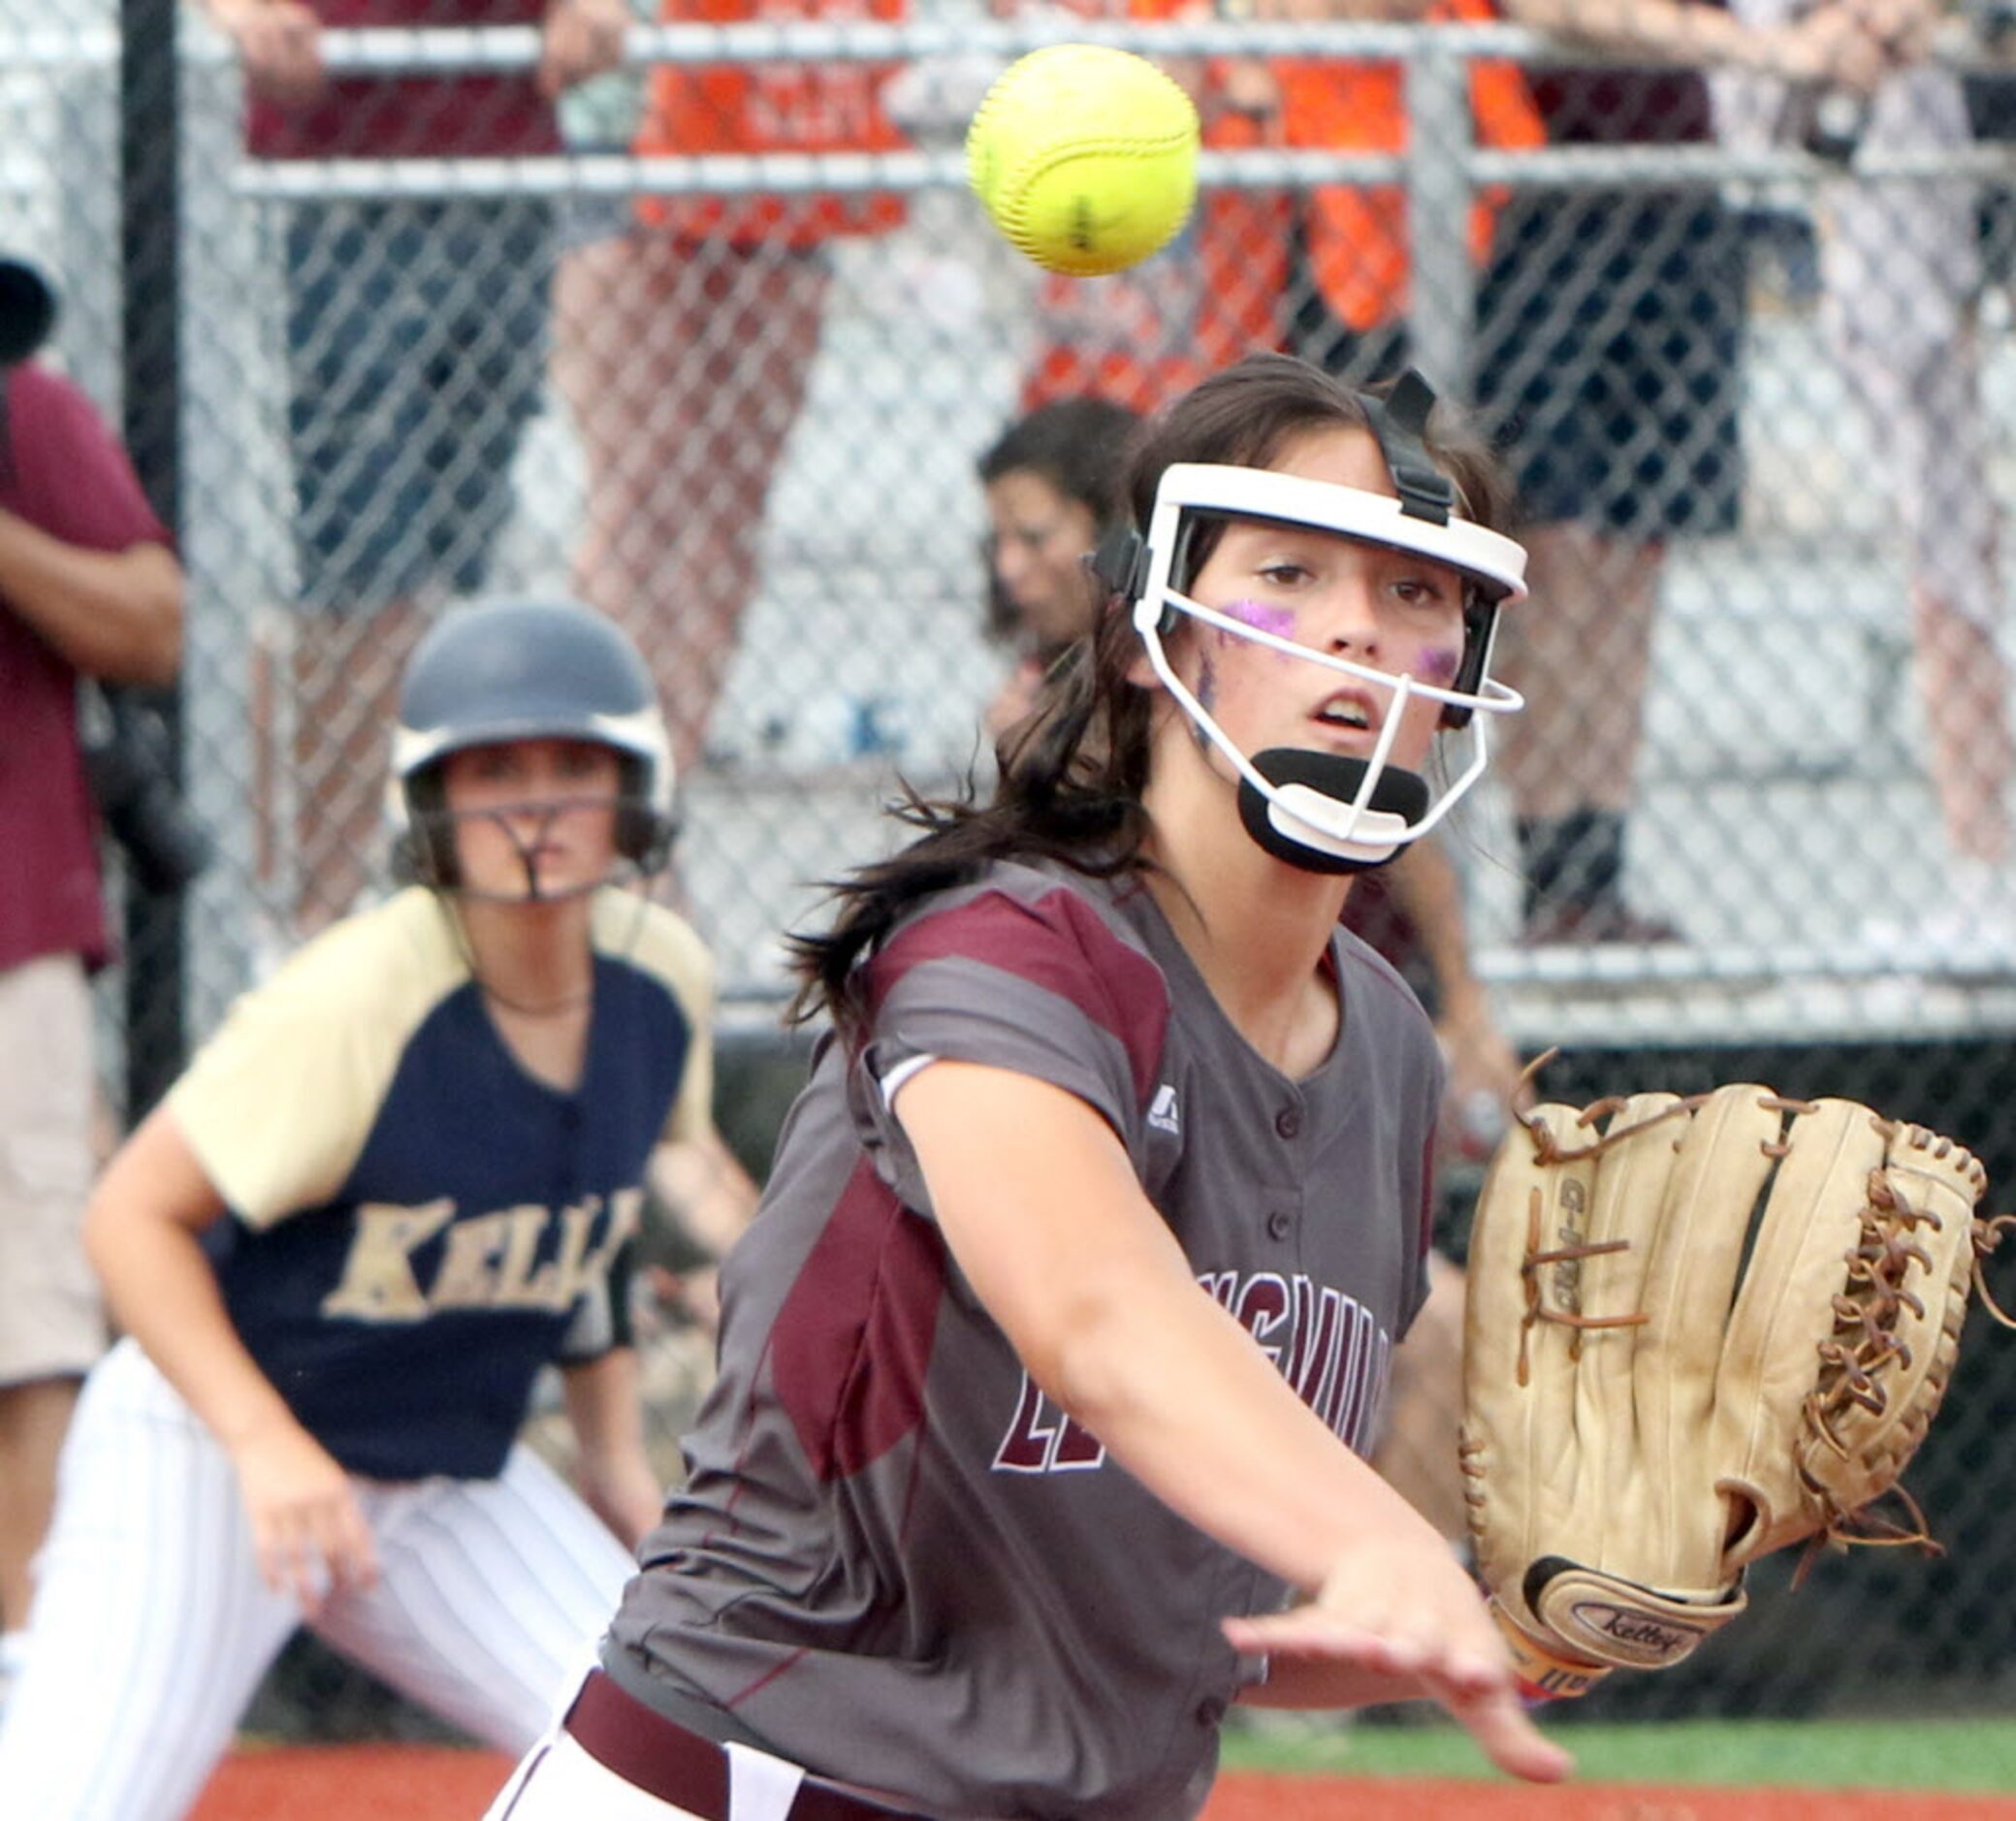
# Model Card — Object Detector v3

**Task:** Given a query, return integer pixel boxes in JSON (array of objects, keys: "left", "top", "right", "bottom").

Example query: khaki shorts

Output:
[{"left": 0, "top": 954, "right": 104, "bottom": 1386}]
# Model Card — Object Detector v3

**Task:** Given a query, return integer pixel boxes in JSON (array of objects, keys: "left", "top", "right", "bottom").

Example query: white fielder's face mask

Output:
[{"left": 1128, "top": 456, "right": 1529, "bottom": 874}]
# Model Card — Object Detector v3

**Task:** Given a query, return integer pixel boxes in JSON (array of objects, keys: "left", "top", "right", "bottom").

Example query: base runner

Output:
[{"left": 0, "top": 599, "right": 729, "bottom": 1821}]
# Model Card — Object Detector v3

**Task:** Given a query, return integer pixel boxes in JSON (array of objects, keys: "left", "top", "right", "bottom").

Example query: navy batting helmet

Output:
[{"left": 388, "top": 597, "right": 676, "bottom": 887}]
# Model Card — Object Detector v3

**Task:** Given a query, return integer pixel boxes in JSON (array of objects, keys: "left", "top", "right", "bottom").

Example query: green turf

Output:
[{"left": 1219, "top": 1715, "right": 2016, "bottom": 1792}]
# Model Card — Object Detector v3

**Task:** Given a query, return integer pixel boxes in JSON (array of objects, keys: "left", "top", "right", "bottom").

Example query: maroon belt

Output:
[{"left": 562, "top": 1670, "right": 932, "bottom": 1821}]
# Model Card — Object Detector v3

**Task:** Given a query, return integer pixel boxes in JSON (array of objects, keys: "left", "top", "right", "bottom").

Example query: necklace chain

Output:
[{"left": 479, "top": 981, "right": 592, "bottom": 1018}]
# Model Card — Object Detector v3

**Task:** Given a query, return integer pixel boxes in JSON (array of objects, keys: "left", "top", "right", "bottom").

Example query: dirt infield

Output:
[{"left": 190, "top": 1745, "right": 2016, "bottom": 1819}]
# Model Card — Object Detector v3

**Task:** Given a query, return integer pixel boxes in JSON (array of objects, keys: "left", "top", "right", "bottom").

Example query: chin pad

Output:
[{"left": 1236, "top": 749, "right": 1430, "bottom": 875}]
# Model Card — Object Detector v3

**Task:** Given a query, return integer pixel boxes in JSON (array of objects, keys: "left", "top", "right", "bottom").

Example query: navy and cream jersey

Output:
[
  {"left": 169, "top": 886, "right": 715, "bottom": 1483},
  {"left": 607, "top": 858, "right": 1442, "bottom": 1821}
]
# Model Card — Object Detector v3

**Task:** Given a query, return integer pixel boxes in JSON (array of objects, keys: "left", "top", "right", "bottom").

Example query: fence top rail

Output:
[
  {"left": 226, "top": 139, "right": 2016, "bottom": 202},
  {"left": 305, "top": 17, "right": 1550, "bottom": 68},
  {"left": 3, "top": 15, "right": 2002, "bottom": 70},
  {"left": 296, "top": 15, "right": 1998, "bottom": 71},
  {"left": 12, "top": 15, "right": 1996, "bottom": 78}
]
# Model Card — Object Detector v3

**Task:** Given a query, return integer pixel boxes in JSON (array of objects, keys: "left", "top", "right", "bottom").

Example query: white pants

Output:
[
  {"left": 486, "top": 1720, "right": 811, "bottom": 1821},
  {"left": 1816, "top": 70, "right": 1997, "bottom": 630},
  {"left": 0, "top": 1339, "right": 634, "bottom": 1821},
  {"left": 1715, "top": 49, "right": 2000, "bottom": 629}
]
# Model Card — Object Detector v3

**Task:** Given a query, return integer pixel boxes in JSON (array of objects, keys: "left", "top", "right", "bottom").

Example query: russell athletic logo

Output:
[
  {"left": 1147, "top": 1083, "right": 1180, "bottom": 1134},
  {"left": 992, "top": 1268, "right": 1392, "bottom": 1472}
]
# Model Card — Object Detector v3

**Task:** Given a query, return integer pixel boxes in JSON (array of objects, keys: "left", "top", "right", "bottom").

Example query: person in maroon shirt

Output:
[
  {"left": 197, "top": 0, "right": 630, "bottom": 925},
  {"left": 0, "top": 256, "right": 184, "bottom": 1704}
]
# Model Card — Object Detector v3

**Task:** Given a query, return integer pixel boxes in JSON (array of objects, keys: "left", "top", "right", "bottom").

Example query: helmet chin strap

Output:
[
  {"left": 1236, "top": 749, "right": 1432, "bottom": 876},
  {"left": 431, "top": 803, "right": 615, "bottom": 905}
]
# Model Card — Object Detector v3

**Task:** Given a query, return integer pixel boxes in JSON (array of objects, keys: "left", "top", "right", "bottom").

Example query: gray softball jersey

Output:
[{"left": 606, "top": 860, "right": 1443, "bottom": 1820}]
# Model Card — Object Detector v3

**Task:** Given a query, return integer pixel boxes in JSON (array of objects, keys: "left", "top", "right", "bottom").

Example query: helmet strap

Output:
[
  {"left": 415, "top": 800, "right": 630, "bottom": 906},
  {"left": 1358, "top": 368, "right": 1456, "bottom": 526},
  {"left": 1359, "top": 367, "right": 1495, "bottom": 729}
]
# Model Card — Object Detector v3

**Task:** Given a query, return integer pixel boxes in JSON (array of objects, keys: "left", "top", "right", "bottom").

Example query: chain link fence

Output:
[{"left": 12, "top": 0, "right": 2016, "bottom": 1741}]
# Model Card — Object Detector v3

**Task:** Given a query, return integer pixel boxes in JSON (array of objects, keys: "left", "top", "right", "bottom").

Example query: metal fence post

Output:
[
  {"left": 119, "top": 0, "right": 187, "bottom": 1113},
  {"left": 1404, "top": 33, "right": 1477, "bottom": 399},
  {"left": 183, "top": 22, "right": 292, "bottom": 1034}
]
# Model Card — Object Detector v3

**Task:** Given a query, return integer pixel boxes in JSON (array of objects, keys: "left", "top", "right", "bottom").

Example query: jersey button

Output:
[
  {"left": 1266, "top": 1210, "right": 1293, "bottom": 1241},
  {"left": 1274, "top": 1105, "right": 1302, "bottom": 1139},
  {"left": 1194, "top": 1696, "right": 1227, "bottom": 1727}
]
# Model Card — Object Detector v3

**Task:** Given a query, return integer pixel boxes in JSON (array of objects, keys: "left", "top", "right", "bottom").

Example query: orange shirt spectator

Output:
[
  {"left": 1292, "top": 0, "right": 1544, "bottom": 335},
  {"left": 634, "top": 0, "right": 910, "bottom": 244}
]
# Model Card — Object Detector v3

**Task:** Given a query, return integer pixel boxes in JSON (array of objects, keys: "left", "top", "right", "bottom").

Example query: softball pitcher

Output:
[
  {"left": 0, "top": 598, "right": 729, "bottom": 1821},
  {"left": 488, "top": 356, "right": 1571, "bottom": 1821}
]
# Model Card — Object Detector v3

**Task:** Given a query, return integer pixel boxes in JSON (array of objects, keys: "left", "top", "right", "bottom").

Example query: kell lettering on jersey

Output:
[
  {"left": 320, "top": 1189, "right": 642, "bottom": 1323},
  {"left": 991, "top": 1269, "right": 1392, "bottom": 1473}
]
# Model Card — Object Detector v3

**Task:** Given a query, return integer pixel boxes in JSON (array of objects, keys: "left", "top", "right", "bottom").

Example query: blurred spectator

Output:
[
  {"left": 0, "top": 256, "right": 185, "bottom": 1697},
  {"left": 1477, "top": 0, "right": 1906, "bottom": 943},
  {"left": 977, "top": 396, "right": 1140, "bottom": 737},
  {"left": 551, "top": 0, "right": 910, "bottom": 775},
  {"left": 1720, "top": 0, "right": 2010, "bottom": 964},
  {"left": 200, "top": 0, "right": 628, "bottom": 925}
]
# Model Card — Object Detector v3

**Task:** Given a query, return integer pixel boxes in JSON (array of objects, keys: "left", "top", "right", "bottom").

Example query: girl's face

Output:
[
  {"left": 1172, "top": 425, "right": 1469, "bottom": 781},
  {"left": 985, "top": 469, "right": 1104, "bottom": 650},
  {"left": 439, "top": 737, "right": 624, "bottom": 900}
]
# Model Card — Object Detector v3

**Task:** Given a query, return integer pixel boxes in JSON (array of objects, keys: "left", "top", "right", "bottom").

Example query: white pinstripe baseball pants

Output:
[{"left": 0, "top": 1338, "right": 636, "bottom": 1821}]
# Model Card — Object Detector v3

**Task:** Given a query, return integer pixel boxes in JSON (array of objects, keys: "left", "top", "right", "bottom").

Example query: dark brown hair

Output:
[{"left": 789, "top": 354, "right": 1512, "bottom": 1033}]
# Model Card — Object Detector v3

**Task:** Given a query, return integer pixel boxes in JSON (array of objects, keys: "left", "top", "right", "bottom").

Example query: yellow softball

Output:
[{"left": 966, "top": 45, "right": 1200, "bottom": 278}]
